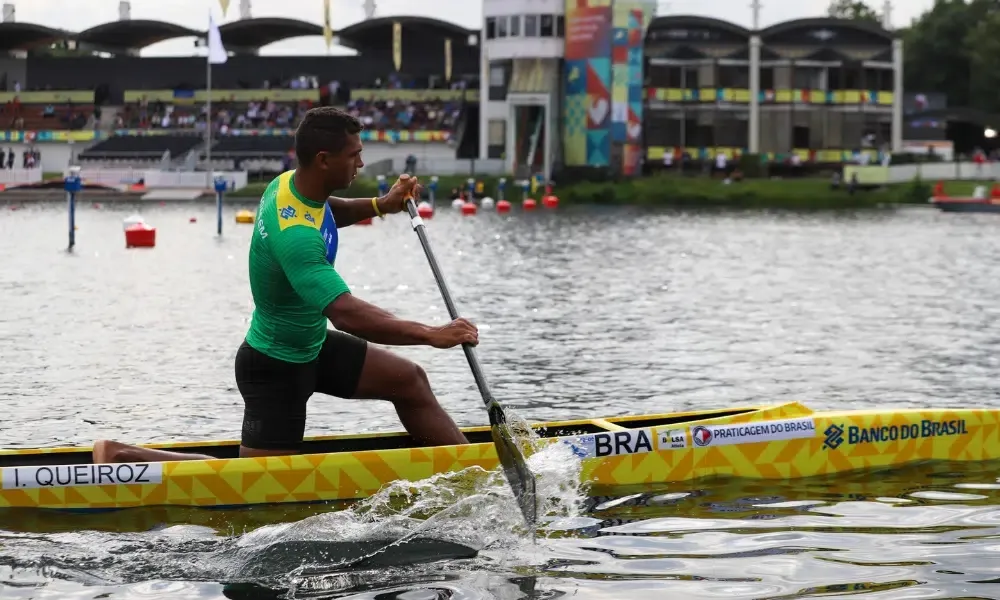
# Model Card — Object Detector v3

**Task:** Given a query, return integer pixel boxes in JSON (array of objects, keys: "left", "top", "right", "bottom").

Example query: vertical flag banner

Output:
[
  {"left": 611, "top": 1, "right": 652, "bottom": 175},
  {"left": 207, "top": 13, "right": 228, "bottom": 65},
  {"left": 392, "top": 21, "right": 402, "bottom": 72},
  {"left": 563, "top": 0, "right": 613, "bottom": 167},
  {"left": 218, "top": 0, "right": 230, "bottom": 17},
  {"left": 445, "top": 38, "right": 453, "bottom": 82},
  {"left": 323, "top": 0, "right": 333, "bottom": 49}
]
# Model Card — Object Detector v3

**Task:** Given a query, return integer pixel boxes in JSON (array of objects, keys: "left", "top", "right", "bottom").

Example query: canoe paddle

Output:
[{"left": 403, "top": 196, "right": 538, "bottom": 528}]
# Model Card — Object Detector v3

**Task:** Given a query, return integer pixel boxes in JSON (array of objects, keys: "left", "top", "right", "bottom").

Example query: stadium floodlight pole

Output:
[
  {"left": 205, "top": 11, "right": 228, "bottom": 189},
  {"left": 206, "top": 51, "right": 213, "bottom": 189}
]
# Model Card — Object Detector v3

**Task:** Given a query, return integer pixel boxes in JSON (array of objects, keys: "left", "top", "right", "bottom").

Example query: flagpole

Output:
[{"left": 205, "top": 12, "right": 213, "bottom": 190}]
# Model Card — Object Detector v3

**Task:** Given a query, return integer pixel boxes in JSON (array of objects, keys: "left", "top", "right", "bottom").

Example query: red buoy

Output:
[
  {"left": 125, "top": 223, "right": 156, "bottom": 248},
  {"left": 357, "top": 217, "right": 373, "bottom": 225},
  {"left": 417, "top": 201, "right": 434, "bottom": 218},
  {"left": 523, "top": 198, "right": 537, "bottom": 211},
  {"left": 496, "top": 199, "right": 512, "bottom": 214},
  {"left": 189, "top": 217, "right": 197, "bottom": 223},
  {"left": 543, "top": 195, "right": 559, "bottom": 209},
  {"left": 461, "top": 202, "right": 477, "bottom": 215}
]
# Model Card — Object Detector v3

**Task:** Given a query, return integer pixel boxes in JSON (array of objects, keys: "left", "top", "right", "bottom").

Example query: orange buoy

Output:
[
  {"left": 523, "top": 198, "right": 537, "bottom": 211},
  {"left": 542, "top": 195, "right": 559, "bottom": 209},
  {"left": 417, "top": 201, "right": 434, "bottom": 218},
  {"left": 496, "top": 199, "right": 512, "bottom": 214},
  {"left": 461, "top": 201, "right": 477, "bottom": 215},
  {"left": 125, "top": 223, "right": 156, "bottom": 248}
]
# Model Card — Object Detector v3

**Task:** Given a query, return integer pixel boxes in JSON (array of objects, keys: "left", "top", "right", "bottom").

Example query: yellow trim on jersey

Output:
[{"left": 275, "top": 171, "right": 324, "bottom": 231}]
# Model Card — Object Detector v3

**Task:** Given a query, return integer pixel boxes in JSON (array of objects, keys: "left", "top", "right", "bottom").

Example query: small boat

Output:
[
  {"left": 931, "top": 197, "right": 1000, "bottom": 213},
  {"left": 930, "top": 183, "right": 1000, "bottom": 212},
  {"left": 0, "top": 402, "right": 995, "bottom": 512}
]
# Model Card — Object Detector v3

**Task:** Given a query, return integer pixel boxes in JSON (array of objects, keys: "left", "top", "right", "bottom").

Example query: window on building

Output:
[
  {"left": 524, "top": 15, "right": 538, "bottom": 37},
  {"left": 497, "top": 16, "right": 508, "bottom": 38},
  {"left": 509, "top": 15, "right": 520, "bottom": 37},
  {"left": 761, "top": 68, "right": 775, "bottom": 89},
  {"left": 556, "top": 15, "right": 564, "bottom": 37},
  {"left": 485, "top": 17, "right": 496, "bottom": 40},
  {"left": 540, "top": 15, "right": 554, "bottom": 37}
]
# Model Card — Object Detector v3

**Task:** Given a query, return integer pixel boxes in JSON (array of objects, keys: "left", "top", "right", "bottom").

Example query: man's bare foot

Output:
[
  {"left": 91, "top": 440, "right": 215, "bottom": 464},
  {"left": 92, "top": 440, "right": 121, "bottom": 464}
]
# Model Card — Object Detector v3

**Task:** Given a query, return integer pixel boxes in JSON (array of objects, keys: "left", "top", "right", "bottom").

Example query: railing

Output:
[
  {"left": 845, "top": 162, "right": 1000, "bottom": 185},
  {"left": 58, "top": 167, "right": 250, "bottom": 190},
  {"left": 0, "top": 168, "right": 43, "bottom": 186}
]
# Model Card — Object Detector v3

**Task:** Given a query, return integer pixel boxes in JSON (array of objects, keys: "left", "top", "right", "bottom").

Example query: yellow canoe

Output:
[{"left": 0, "top": 401, "right": 996, "bottom": 511}]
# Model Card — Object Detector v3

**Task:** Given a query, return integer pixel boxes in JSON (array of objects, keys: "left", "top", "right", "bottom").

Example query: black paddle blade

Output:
[{"left": 487, "top": 401, "right": 538, "bottom": 528}]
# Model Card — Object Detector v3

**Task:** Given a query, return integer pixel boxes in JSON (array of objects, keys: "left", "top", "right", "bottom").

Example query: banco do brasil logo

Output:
[{"left": 823, "top": 424, "right": 845, "bottom": 450}]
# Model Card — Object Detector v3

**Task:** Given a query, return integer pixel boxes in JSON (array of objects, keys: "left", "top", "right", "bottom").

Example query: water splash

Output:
[
  {"left": 0, "top": 421, "right": 587, "bottom": 593},
  {"left": 219, "top": 431, "right": 587, "bottom": 585}
]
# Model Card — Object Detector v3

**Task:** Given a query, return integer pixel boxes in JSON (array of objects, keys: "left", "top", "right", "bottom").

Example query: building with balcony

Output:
[{"left": 643, "top": 16, "right": 903, "bottom": 164}]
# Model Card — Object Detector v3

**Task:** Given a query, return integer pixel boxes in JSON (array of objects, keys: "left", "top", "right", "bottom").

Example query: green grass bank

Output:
[{"left": 228, "top": 173, "right": 945, "bottom": 209}]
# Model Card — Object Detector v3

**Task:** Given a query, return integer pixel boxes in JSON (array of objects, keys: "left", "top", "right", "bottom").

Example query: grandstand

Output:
[{"left": 0, "top": 14, "right": 487, "bottom": 179}]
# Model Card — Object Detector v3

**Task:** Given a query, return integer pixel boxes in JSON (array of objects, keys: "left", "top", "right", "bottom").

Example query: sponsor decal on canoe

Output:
[
  {"left": 1, "top": 463, "right": 163, "bottom": 490},
  {"left": 562, "top": 428, "right": 660, "bottom": 459},
  {"left": 822, "top": 419, "right": 968, "bottom": 450},
  {"left": 658, "top": 428, "right": 686, "bottom": 450},
  {"left": 689, "top": 418, "right": 817, "bottom": 448}
]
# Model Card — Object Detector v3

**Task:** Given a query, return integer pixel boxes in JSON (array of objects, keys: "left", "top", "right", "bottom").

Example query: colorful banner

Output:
[
  {"left": 563, "top": 1, "right": 613, "bottom": 167},
  {"left": 349, "top": 88, "right": 478, "bottom": 102},
  {"left": 645, "top": 88, "right": 895, "bottom": 106},
  {"left": 610, "top": 3, "right": 649, "bottom": 175},
  {"left": 124, "top": 89, "right": 320, "bottom": 103},
  {"left": 0, "top": 129, "right": 452, "bottom": 143},
  {"left": 0, "top": 91, "right": 94, "bottom": 104}
]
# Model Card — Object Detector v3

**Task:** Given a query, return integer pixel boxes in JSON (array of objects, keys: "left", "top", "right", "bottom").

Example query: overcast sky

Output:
[{"left": 12, "top": 0, "right": 933, "bottom": 57}]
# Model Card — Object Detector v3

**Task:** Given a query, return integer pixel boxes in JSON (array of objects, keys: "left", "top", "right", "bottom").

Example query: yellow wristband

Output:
[{"left": 372, "top": 196, "right": 384, "bottom": 218}]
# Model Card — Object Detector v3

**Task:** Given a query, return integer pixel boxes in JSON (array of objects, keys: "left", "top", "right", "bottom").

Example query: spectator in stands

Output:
[
  {"left": 0, "top": 148, "right": 5, "bottom": 170},
  {"left": 6, "top": 149, "right": 13, "bottom": 169},
  {"left": 120, "top": 96, "right": 459, "bottom": 135},
  {"left": 343, "top": 99, "right": 460, "bottom": 132}
]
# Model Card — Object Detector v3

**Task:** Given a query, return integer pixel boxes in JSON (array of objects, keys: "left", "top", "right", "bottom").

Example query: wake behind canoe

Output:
[{"left": 0, "top": 402, "right": 997, "bottom": 511}]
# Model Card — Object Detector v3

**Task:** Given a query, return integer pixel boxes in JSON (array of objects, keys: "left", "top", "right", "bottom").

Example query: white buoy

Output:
[
  {"left": 123, "top": 214, "right": 145, "bottom": 231},
  {"left": 974, "top": 185, "right": 987, "bottom": 199},
  {"left": 451, "top": 198, "right": 465, "bottom": 209},
  {"left": 481, "top": 196, "right": 495, "bottom": 209}
]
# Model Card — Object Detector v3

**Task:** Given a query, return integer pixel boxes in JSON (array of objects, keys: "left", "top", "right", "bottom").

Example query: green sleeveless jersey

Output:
[{"left": 244, "top": 171, "right": 351, "bottom": 363}]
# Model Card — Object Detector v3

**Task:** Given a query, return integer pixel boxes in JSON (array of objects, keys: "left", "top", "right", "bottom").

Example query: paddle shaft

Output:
[{"left": 404, "top": 199, "right": 495, "bottom": 410}]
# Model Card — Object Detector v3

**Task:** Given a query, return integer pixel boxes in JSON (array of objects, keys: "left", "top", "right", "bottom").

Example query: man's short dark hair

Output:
[{"left": 294, "top": 107, "right": 363, "bottom": 167}]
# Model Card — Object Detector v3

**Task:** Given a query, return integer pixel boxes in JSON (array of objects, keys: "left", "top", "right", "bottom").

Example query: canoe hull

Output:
[{"left": 1, "top": 402, "right": 997, "bottom": 511}]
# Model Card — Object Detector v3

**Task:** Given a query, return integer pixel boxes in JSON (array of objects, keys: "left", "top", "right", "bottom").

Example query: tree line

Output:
[{"left": 828, "top": 0, "right": 999, "bottom": 113}]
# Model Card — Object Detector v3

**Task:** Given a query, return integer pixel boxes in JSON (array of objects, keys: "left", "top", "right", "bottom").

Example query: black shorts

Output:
[{"left": 235, "top": 330, "right": 368, "bottom": 450}]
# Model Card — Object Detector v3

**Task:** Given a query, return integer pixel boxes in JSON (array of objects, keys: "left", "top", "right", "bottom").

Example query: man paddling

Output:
[{"left": 93, "top": 107, "right": 475, "bottom": 464}]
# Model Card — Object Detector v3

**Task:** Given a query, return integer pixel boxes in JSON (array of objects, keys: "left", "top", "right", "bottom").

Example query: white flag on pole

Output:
[{"left": 208, "top": 13, "right": 228, "bottom": 64}]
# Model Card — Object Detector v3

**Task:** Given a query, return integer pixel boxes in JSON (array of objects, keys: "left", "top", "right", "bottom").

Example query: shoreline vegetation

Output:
[
  {"left": 33, "top": 172, "right": 985, "bottom": 210},
  {"left": 225, "top": 174, "right": 952, "bottom": 210}
]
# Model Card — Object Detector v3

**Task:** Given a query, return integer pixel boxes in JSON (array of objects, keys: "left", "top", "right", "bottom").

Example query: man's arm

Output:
[
  {"left": 327, "top": 196, "right": 386, "bottom": 228},
  {"left": 323, "top": 294, "right": 439, "bottom": 346},
  {"left": 273, "top": 226, "right": 443, "bottom": 346}
]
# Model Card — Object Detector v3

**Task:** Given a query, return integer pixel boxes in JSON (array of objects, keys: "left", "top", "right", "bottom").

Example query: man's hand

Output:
[
  {"left": 426, "top": 318, "right": 479, "bottom": 349},
  {"left": 378, "top": 174, "right": 423, "bottom": 215}
]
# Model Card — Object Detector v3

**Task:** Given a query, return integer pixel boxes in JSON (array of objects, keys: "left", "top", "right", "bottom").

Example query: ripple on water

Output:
[{"left": 3, "top": 205, "right": 1000, "bottom": 598}]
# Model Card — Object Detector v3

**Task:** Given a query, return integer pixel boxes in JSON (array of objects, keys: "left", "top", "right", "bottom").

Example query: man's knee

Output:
[{"left": 390, "top": 360, "right": 432, "bottom": 401}]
